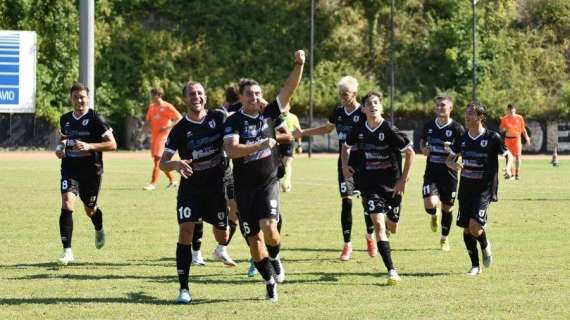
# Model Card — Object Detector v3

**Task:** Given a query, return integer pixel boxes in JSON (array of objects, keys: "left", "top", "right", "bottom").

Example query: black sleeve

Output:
[
  {"left": 59, "top": 116, "right": 65, "bottom": 136},
  {"left": 450, "top": 134, "right": 462, "bottom": 154},
  {"left": 263, "top": 100, "right": 281, "bottom": 119},
  {"left": 223, "top": 114, "right": 241, "bottom": 139},
  {"left": 227, "top": 102, "right": 242, "bottom": 113},
  {"left": 164, "top": 124, "right": 181, "bottom": 153},
  {"left": 493, "top": 131, "right": 508, "bottom": 156},
  {"left": 328, "top": 108, "right": 337, "bottom": 124},
  {"left": 345, "top": 127, "right": 358, "bottom": 146},
  {"left": 421, "top": 122, "right": 429, "bottom": 141},
  {"left": 93, "top": 112, "right": 113, "bottom": 137},
  {"left": 387, "top": 125, "right": 411, "bottom": 151}
]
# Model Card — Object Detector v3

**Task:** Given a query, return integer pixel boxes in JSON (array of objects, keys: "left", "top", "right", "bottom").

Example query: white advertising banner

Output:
[{"left": 0, "top": 31, "right": 36, "bottom": 113}]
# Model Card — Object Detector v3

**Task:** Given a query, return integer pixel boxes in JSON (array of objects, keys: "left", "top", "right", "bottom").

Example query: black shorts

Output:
[
  {"left": 235, "top": 181, "right": 280, "bottom": 237},
  {"left": 177, "top": 189, "right": 228, "bottom": 229},
  {"left": 60, "top": 166, "right": 102, "bottom": 208},
  {"left": 223, "top": 166, "right": 235, "bottom": 200},
  {"left": 278, "top": 143, "right": 294, "bottom": 158},
  {"left": 456, "top": 186, "right": 491, "bottom": 228},
  {"left": 422, "top": 174, "right": 458, "bottom": 206},
  {"left": 337, "top": 158, "right": 355, "bottom": 197},
  {"left": 361, "top": 189, "right": 402, "bottom": 223}
]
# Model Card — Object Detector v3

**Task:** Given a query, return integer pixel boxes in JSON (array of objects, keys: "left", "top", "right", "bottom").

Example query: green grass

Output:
[{"left": 1, "top": 154, "right": 569, "bottom": 319}]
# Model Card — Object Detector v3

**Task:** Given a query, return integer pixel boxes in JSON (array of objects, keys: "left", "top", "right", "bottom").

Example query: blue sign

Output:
[{"left": 0, "top": 33, "right": 20, "bottom": 105}]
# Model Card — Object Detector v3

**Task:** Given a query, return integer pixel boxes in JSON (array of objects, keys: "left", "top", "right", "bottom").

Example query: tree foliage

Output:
[{"left": 0, "top": 0, "right": 568, "bottom": 131}]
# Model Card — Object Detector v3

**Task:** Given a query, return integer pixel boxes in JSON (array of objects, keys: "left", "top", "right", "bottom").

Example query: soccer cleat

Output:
[
  {"left": 95, "top": 229, "right": 105, "bottom": 249},
  {"left": 166, "top": 181, "right": 178, "bottom": 189},
  {"left": 430, "top": 213, "right": 439, "bottom": 232},
  {"left": 176, "top": 289, "right": 191, "bottom": 304},
  {"left": 270, "top": 257, "right": 285, "bottom": 283},
  {"left": 353, "top": 190, "right": 361, "bottom": 198},
  {"left": 466, "top": 266, "right": 482, "bottom": 276},
  {"left": 386, "top": 269, "right": 401, "bottom": 285},
  {"left": 247, "top": 258, "right": 258, "bottom": 277},
  {"left": 515, "top": 175, "right": 520, "bottom": 180},
  {"left": 482, "top": 241, "right": 493, "bottom": 268},
  {"left": 265, "top": 282, "right": 278, "bottom": 302},
  {"left": 339, "top": 243, "right": 352, "bottom": 261},
  {"left": 440, "top": 237, "right": 450, "bottom": 251},
  {"left": 191, "top": 250, "right": 206, "bottom": 266},
  {"left": 366, "top": 236, "right": 377, "bottom": 257},
  {"left": 212, "top": 246, "right": 237, "bottom": 267},
  {"left": 57, "top": 248, "right": 75, "bottom": 265},
  {"left": 142, "top": 184, "right": 156, "bottom": 191}
]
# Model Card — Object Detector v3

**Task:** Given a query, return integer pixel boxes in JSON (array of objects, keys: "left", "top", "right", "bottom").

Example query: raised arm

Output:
[{"left": 277, "top": 50, "right": 306, "bottom": 110}]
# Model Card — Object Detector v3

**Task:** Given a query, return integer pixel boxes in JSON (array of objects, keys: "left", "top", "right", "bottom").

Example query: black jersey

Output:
[
  {"left": 345, "top": 120, "right": 412, "bottom": 192},
  {"left": 59, "top": 109, "right": 113, "bottom": 171},
  {"left": 421, "top": 118, "right": 465, "bottom": 178},
  {"left": 451, "top": 129, "right": 507, "bottom": 198},
  {"left": 223, "top": 100, "right": 283, "bottom": 189},
  {"left": 164, "top": 110, "right": 227, "bottom": 192},
  {"left": 328, "top": 105, "right": 364, "bottom": 152}
]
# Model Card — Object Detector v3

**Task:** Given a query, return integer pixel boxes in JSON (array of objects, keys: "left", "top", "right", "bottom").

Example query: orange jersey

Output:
[
  {"left": 145, "top": 102, "right": 182, "bottom": 138},
  {"left": 499, "top": 114, "right": 526, "bottom": 138}
]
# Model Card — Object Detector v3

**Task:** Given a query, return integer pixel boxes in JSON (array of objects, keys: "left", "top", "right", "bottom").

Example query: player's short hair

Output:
[
  {"left": 150, "top": 87, "right": 164, "bottom": 97},
  {"left": 361, "top": 91, "right": 384, "bottom": 106},
  {"left": 507, "top": 103, "right": 515, "bottom": 110},
  {"left": 225, "top": 85, "right": 239, "bottom": 104},
  {"left": 468, "top": 100, "right": 487, "bottom": 125},
  {"left": 337, "top": 76, "right": 358, "bottom": 93},
  {"left": 238, "top": 78, "right": 260, "bottom": 94},
  {"left": 435, "top": 95, "right": 453, "bottom": 106},
  {"left": 70, "top": 82, "right": 89, "bottom": 96},
  {"left": 182, "top": 80, "right": 204, "bottom": 97}
]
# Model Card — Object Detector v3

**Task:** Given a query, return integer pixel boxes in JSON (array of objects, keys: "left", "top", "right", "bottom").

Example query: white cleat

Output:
[
  {"left": 191, "top": 250, "right": 206, "bottom": 266},
  {"left": 482, "top": 241, "right": 493, "bottom": 268},
  {"left": 467, "top": 266, "right": 482, "bottom": 276},
  {"left": 270, "top": 257, "right": 285, "bottom": 283},
  {"left": 386, "top": 269, "right": 401, "bottom": 285},
  {"left": 440, "top": 237, "right": 450, "bottom": 251},
  {"left": 265, "top": 282, "right": 278, "bottom": 302},
  {"left": 95, "top": 229, "right": 105, "bottom": 249},
  {"left": 58, "top": 248, "right": 75, "bottom": 265},
  {"left": 142, "top": 184, "right": 156, "bottom": 191},
  {"left": 176, "top": 289, "right": 191, "bottom": 304},
  {"left": 212, "top": 246, "right": 237, "bottom": 267}
]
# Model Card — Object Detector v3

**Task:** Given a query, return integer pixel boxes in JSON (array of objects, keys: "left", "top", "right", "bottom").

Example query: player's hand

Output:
[
  {"left": 392, "top": 177, "right": 408, "bottom": 197},
  {"left": 342, "top": 165, "right": 354, "bottom": 179},
  {"left": 292, "top": 128, "right": 303, "bottom": 139},
  {"left": 503, "top": 168, "right": 512, "bottom": 180},
  {"left": 295, "top": 50, "right": 306, "bottom": 65},
  {"left": 257, "top": 97, "right": 268, "bottom": 112},
  {"left": 73, "top": 140, "right": 91, "bottom": 151},
  {"left": 55, "top": 150, "right": 65, "bottom": 159},
  {"left": 261, "top": 138, "right": 277, "bottom": 150},
  {"left": 446, "top": 160, "right": 463, "bottom": 172},
  {"left": 177, "top": 159, "right": 193, "bottom": 179},
  {"left": 525, "top": 140, "right": 531, "bottom": 147}
]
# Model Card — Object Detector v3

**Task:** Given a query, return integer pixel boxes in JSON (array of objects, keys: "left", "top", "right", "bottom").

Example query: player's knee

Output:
[
  {"left": 178, "top": 223, "right": 194, "bottom": 244},
  {"left": 84, "top": 206, "right": 96, "bottom": 217}
]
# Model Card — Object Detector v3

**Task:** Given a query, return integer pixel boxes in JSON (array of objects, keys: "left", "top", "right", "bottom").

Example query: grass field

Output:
[{"left": 1, "top": 152, "right": 569, "bottom": 319}]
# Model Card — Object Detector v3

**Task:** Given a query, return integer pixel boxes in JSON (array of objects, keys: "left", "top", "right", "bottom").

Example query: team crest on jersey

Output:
[
  {"left": 224, "top": 127, "right": 232, "bottom": 134},
  {"left": 445, "top": 130, "right": 452, "bottom": 137},
  {"left": 82, "top": 119, "right": 89, "bottom": 126},
  {"left": 217, "top": 211, "right": 225, "bottom": 220},
  {"left": 358, "top": 133, "right": 364, "bottom": 139},
  {"left": 186, "top": 131, "right": 193, "bottom": 137},
  {"left": 378, "top": 132, "right": 385, "bottom": 141},
  {"left": 480, "top": 140, "right": 488, "bottom": 147},
  {"left": 208, "top": 120, "right": 216, "bottom": 128},
  {"left": 353, "top": 115, "right": 359, "bottom": 122},
  {"left": 244, "top": 121, "right": 248, "bottom": 126}
]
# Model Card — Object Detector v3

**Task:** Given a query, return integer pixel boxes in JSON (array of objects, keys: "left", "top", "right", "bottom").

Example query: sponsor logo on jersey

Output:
[
  {"left": 353, "top": 115, "right": 359, "bottom": 122},
  {"left": 446, "top": 130, "right": 452, "bottom": 137},
  {"left": 65, "top": 122, "right": 70, "bottom": 127},
  {"left": 224, "top": 126, "right": 232, "bottom": 134},
  {"left": 82, "top": 119, "right": 89, "bottom": 126},
  {"left": 186, "top": 131, "right": 193, "bottom": 137},
  {"left": 428, "top": 129, "right": 432, "bottom": 133},
  {"left": 209, "top": 120, "right": 216, "bottom": 128},
  {"left": 378, "top": 132, "right": 385, "bottom": 141},
  {"left": 481, "top": 140, "right": 488, "bottom": 147},
  {"left": 358, "top": 133, "right": 364, "bottom": 139}
]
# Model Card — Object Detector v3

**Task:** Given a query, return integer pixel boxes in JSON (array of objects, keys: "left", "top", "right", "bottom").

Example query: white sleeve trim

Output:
[
  {"left": 223, "top": 133, "right": 239, "bottom": 140},
  {"left": 343, "top": 142, "right": 353, "bottom": 148},
  {"left": 275, "top": 121, "right": 286, "bottom": 130},
  {"left": 163, "top": 148, "right": 175, "bottom": 154},
  {"left": 101, "top": 128, "right": 113, "bottom": 137},
  {"left": 399, "top": 142, "right": 413, "bottom": 152}
]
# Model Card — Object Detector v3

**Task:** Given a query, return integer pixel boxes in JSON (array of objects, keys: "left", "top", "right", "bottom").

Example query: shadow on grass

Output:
[
  {"left": 502, "top": 198, "right": 570, "bottom": 201},
  {"left": 0, "top": 291, "right": 258, "bottom": 306}
]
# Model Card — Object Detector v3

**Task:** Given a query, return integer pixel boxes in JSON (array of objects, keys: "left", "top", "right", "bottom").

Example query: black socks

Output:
[
  {"left": 225, "top": 221, "right": 237, "bottom": 246},
  {"left": 425, "top": 208, "right": 436, "bottom": 215},
  {"left": 463, "top": 233, "right": 479, "bottom": 267},
  {"left": 364, "top": 214, "right": 374, "bottom": 235},
  {"left": 441, "top": 210, "right": 453, "bottom": 237},
  {"left": 377, "top": 240, "right": 394, "bottom": 271},
  {"left": 59, "top": 209, "right": 73, "bottom": 249},
  {"left": 192, "top": 223, "right": 203, "bottom": 251},
  {"left": 253, "top": 257, "right": 275, "bottom": 283},
  {"left": 176, "top": 243, "right": 192, "bottom": 290},
  {"left": 90, "top": 208, "right": 103, "bottom": 231},
  {"left": 476, "top": 230, "right": 488, "bottom": 250},
  {"left": 341, "top": 198, "right": 353, "bottom": 243}
]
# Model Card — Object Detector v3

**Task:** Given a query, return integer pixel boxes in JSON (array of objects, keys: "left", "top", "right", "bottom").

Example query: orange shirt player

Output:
[
  {"left": 499, "top": 104, "right": 530, "bottom": 180},
  {"left": 143, "top": 87, "right": 182, "bottom": 190}
]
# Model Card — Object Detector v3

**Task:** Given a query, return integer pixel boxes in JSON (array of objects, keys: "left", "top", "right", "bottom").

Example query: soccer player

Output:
[
  {"left": 419, "top": 96, "right": 465, "bottom": 251},
  {"left": 160, "top": 81, "right": 234, "bottom": 304},
  {"left": 446, "top": 101, "right": 513, "bottom": 276},
  {"left": 143, "top": 87, "right": 182, "bottom": 190},
  {"left": 55, "top": 82, "right": 117, "bottom": 265},
  {"left": 341, "top": 91, "right": 414, "bottom": 285},
  {"left": 278, "top": 110, "right": 302, "bottom": 192},
  {"left": 223, "top": 50, "right": 305, "bottom": 302},
  {"left": 499, "top": 104, "right": 530, "bottom": 180},
  {"left": 294, "top": 76, "right": 376, "bottom": 261}
]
